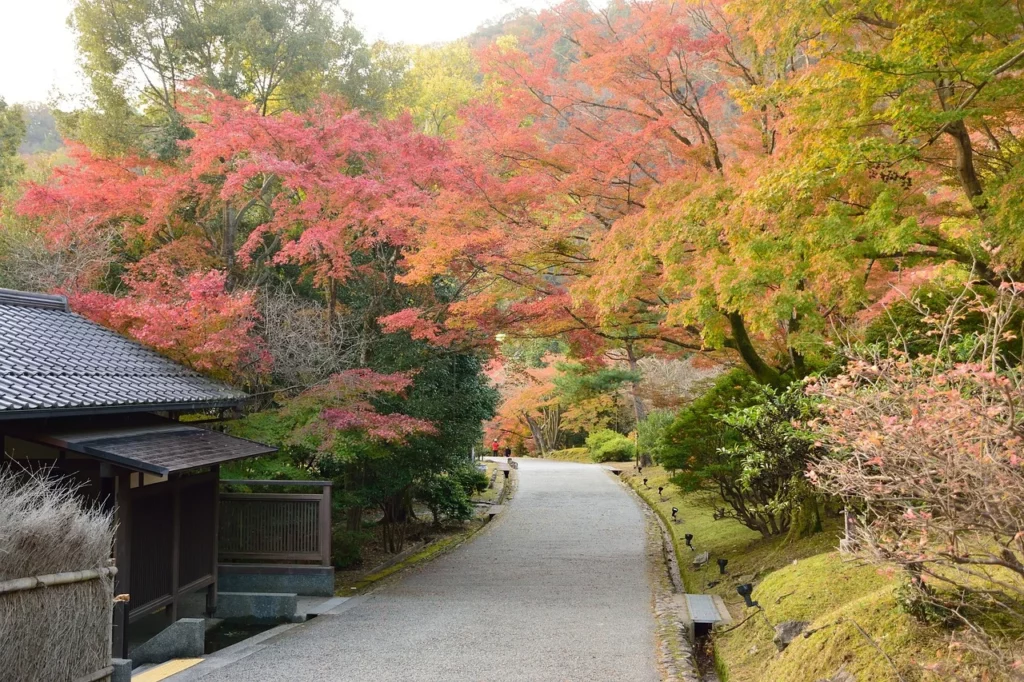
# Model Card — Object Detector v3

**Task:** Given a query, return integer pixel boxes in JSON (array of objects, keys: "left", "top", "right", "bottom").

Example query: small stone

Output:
[
  {"left": 747, "top": 644, "right": 758, "bottom": 656},
  {"left": 773, "top": 620, "right": 810, "bottom": 651},
  {"left": 815, "top": 667, "right": 855, "bottom": 682}
]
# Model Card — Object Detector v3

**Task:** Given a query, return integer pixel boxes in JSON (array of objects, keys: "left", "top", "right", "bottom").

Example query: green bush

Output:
[
  {"left": 662, "top": 369, "right": 826, "bottom": 539},
  {"left": 332, "top": 528, "right": 371, "bottom": 569},
  {"left": 451, "top": 464, "right": 488, "bottom": 496},
  {"left": 416, "top": 467, "right": 480, "bottom": 526},
  {"left": 585, "top": 429, "right": 635, "bottom": 462},
  {"left": 660, "top": 369, "right": 760, "bottom": 478},
  {"left": 637, "top": 410, "right": 674, "bottom": 465}
]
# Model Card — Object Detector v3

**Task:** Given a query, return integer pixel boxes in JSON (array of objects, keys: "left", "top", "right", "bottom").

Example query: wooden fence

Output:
[{"left": 219, "top": 480, "right": 332, "bottom": 566}]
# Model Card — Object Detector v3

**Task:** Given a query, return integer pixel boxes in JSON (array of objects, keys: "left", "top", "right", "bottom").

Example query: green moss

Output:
[
  {"left": 623, "top": 467, "right": 954, "bottom": 682},
  {"left": 545, "top": 447, "right": 592, "bottom": 463},
  {"left": 335, "top": 522, "right": 483, "bottom": 594}
]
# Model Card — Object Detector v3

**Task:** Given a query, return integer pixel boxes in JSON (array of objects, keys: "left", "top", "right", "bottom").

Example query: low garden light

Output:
[
  {"left": 737, "top": 583, "right": 758, "bottom": 608},
  {"left": 671, "top": 507, "right": 678, "bottom": 520},
  {"left": 643, "top": 478, "right": 648, "bottom": 488},
  {"left": 684, "top": 533, "right": 694, "bottom": 549},
  {"left": 658, "top": 486, "right": 664, "bottom": 497},
  {"left": 717, "top": 558, "right": 728, "bottom": 575}
]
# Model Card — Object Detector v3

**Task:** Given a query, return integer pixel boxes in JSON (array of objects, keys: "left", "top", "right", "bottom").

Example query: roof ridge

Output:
[{"left": 0, "top": 288, "right": 69, "bottom": 311}]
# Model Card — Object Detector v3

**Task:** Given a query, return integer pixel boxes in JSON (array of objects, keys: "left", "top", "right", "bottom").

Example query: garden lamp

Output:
[
  {"left": 717, "top": 558, "right": 728, "bottom": 575},
  {"left": 684, "top": 533, "right": 693, "bottom": 549},
  {"left": 737, "top": 583, "right": 758, "bottom": 608}
]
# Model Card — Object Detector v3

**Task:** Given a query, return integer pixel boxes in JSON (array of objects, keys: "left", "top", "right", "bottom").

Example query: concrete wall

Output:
[{"left": 218, "top": 564, "right": 334, "bottom": 597}]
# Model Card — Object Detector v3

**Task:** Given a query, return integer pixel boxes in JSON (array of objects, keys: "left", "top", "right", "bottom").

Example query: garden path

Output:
[{"left": 179, "top": 458, "right": 658, "bottom": 681}]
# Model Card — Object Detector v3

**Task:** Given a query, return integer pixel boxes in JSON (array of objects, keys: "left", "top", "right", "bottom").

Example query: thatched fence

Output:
[{"left": 0, "top": 471, "right": 115, "bottom": 682}]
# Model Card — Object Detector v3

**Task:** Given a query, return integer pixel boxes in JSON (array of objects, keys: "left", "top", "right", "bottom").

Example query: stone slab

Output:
[
  {"left": 130, "top": 618, "right": 204, "bottom": 667},
  {"left": 111, "top": 658, "right": 131, "bottom": 682},
  {"left": 214, "top": 592, "right": 298, "bottom": 622}
]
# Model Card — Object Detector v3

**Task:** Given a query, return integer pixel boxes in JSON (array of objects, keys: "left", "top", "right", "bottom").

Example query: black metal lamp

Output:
[
  {"left": 684, "top": 533, "right": 694, "bottom": 549},
  {"left": 671, "top": 506, "right": 678, "bottom": 519},
  {"left": 643, "top": 478, "right": 648, "bottom": 488},
  {"left": 737, "top": 583, "right": 758, "bottom": 608},
  {"left": 658, "top": 486, "right": 664, "bottom": 496},
  {"left": 717, "top": 558, "right": 728, "bottom": 575}
]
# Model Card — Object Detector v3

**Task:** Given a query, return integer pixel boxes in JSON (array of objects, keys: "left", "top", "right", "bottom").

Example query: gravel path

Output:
[{"left": 191, "top": 459, "right": 658, "bottom": 681}]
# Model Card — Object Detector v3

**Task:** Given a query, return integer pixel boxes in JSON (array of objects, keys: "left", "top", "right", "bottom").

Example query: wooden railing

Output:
[{"left": 219, "top": 480, "right": 332, "bottom": 566}]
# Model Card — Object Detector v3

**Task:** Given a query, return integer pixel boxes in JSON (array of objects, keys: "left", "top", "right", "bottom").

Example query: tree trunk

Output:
[
  {"left": 726, "top": 312, "right": 783, "bottom": 386},
  {"left": 541, "top": 404, "right": 562, "bottom": 452},
  {"left": 381, "top": 495, "right": 408, "bottom": 553},
  {"left": 223, "top": 201, "right": 236, "bottom": 290},
  {"left": 327, "top": 277, "right": 337, "bottom": 327},
  {"left": 624, "top": 343, "right": 651, "bottom": 465},
  {"left": 523, "top": 413, "right": 548, "bottom": 455},
  {"left": 944, "top": 119, "right": 985, "bottom": 204},
  {"left": 345, "top": 506, "right": 363, "bottom": 533},
  {"left": 344, "top": 463, "right": 364, "bottom": 532}
]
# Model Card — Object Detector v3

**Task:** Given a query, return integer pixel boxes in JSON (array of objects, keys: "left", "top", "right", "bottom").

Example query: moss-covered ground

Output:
[
  {"left": 544, "top": 447, "right": 592, "bottom": 463},
  {"left": 619, "top": 465, "right": 986, "bottom": 682}
]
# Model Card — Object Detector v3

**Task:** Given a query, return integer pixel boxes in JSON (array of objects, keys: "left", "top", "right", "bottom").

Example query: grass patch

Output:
[{"left": 621, "top": 466, "right": 967, "bottom": 682}]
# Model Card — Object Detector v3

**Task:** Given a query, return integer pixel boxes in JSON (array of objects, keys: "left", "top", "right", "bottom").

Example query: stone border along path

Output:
[
  {"left": 628, "top": 482, "right": 704, "bottom": 682},
  {"left": 171, "top": 459, "right": 698, "bottom": 682}
]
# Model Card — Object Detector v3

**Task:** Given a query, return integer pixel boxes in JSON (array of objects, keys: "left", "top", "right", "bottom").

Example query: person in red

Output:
[{"left": 491, "top": 438, "right": 500, "bottom": 457}]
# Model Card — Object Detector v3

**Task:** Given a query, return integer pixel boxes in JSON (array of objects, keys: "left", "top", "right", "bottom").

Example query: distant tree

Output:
[
  {"left": 636, "top": 410, "right": 674, "bottom": 466},
  {"left": 17, "top": 104, "right": 62, "bottom": 154},
  {"left": 65, "top": 0, "right": 385, "bottom": 153},
  {"left": 554, "top": 361, "right": 639, "bottom": 436},
  {"left": 0, "top": 98, "right": 26, "bottom": 189},
  {"left": 386, "top": 41, "right": 479, "bottom": 137}
]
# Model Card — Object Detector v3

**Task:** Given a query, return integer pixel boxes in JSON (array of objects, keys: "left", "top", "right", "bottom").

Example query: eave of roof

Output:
[
  {"left": 0, "top": 399, "right": 244, "bottom": 422},
  {"left": 19, "top": 421, "right": 278, "bottom": 475}
]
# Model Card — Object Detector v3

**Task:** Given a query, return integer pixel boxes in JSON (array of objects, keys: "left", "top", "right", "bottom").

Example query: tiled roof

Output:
[
  {"left": 0, "top": 288, "right": 248, "bottom": 419},
  {"left": 40, "top": 423, "right": 277, "bottom": 475}
]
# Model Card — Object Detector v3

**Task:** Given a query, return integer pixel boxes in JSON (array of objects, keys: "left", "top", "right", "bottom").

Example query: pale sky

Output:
[{"left": 0, "top": 0, "right": 557, "bottom": 105}]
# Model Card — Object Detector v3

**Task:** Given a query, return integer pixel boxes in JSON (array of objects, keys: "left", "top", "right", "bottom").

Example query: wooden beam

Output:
[
  {"left": 112, "top": 471, "right": 132, "bottom": 659},
  {"left": 320, "top": 483, "right": 332, "bottom": 567}
]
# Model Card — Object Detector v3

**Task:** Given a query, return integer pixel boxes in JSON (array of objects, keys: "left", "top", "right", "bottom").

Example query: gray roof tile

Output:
[
  {"left": 0, "top": 288, "right": 248, "bottom": 418},
  {"left": 58, "top": 424, "right": 277, "bottom": 474}
]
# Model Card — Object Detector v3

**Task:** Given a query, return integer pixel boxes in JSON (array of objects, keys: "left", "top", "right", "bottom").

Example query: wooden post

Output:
[
  {"left": 169, "top": 476, "right": 181, "bottom": 622},
  {"left": 207, "top": 466, "right": 220, "bottom": 616},
  {"left": 320, "top": 483, "right": 332, "bottom": 567},
  {"left": 112, "top": 471, "right": 132, "bottom": 659}
]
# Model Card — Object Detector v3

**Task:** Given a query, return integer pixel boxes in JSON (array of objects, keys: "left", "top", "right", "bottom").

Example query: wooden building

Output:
[{"left": 0, "top": 289, "right": 276, "bottom": 656}]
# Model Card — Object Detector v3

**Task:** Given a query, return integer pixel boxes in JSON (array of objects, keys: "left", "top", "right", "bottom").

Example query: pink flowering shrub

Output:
[{"left": 807, "top": 284, "right": 1024, "bottom": 669}]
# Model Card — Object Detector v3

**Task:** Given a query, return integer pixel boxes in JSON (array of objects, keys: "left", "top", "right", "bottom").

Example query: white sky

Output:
[{"left": 0, "top": 0, "right": 557, "bottom": 105}]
